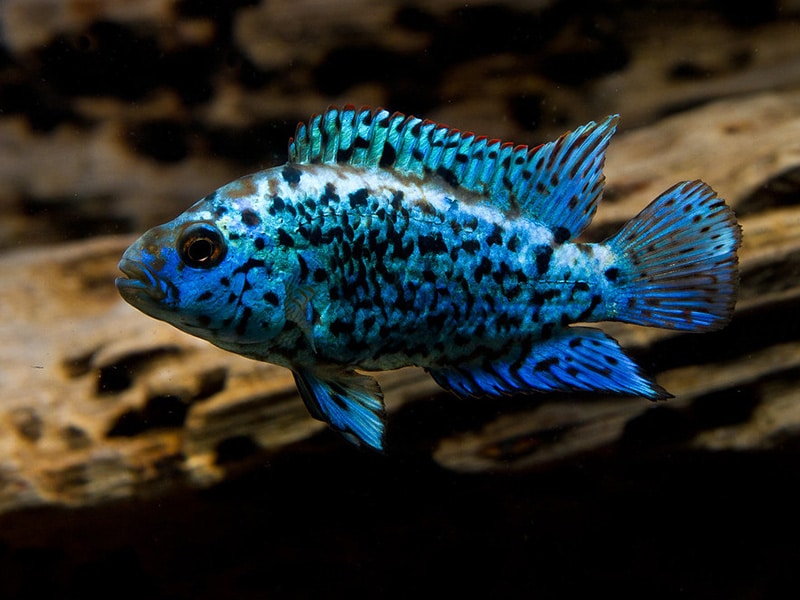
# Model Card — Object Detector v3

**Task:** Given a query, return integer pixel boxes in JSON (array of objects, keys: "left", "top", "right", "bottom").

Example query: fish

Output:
[{"left": 116, "top": 106, "right": 741, "bottom": 451}]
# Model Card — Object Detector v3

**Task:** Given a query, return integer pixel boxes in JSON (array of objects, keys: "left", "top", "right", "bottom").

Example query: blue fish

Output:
[{"left": 116, "top": 106, "right": 741, "bottom": 451}]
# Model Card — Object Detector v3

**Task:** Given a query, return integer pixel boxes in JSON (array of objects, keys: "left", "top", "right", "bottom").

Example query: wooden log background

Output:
[{"left": 2, "top": 1, "right": 800, "bottom": 597}]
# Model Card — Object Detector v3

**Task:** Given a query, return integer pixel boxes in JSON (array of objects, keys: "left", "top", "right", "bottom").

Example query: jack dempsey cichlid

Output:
[{"left": 116, "top": 106, "right": 741, "bottom": 451}]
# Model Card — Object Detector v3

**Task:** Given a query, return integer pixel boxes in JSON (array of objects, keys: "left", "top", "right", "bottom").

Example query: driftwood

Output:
[{"left": 2, "top": 90, "right": 800, "bottom": 514}]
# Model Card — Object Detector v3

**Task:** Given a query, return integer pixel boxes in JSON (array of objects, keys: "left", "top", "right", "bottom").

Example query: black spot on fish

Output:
[
  {"left": 380, "top": 143, "right": 396, "bottom": 167},
  {"left": 604, "top": 267, "right": 619, "bottom": 282},
  {"left": 242, "top": 209, "right": 260, "bottom": 227},
  {"left": 263, "top": 291, "right": 279, "bottom": 306},
  {"left": 474, "top": 257, "right": 493, "bottom": 283},
  {"left": 233, "top": 258, "right": 266, "bottom": 275},
  {"left": 354, "top": 136, "right": 370, "bottom": 149},
  {"left": 487, "top": 224, "right": 503, "bottom": 246},
  {"left": 308, "top": 226, "right": 322, "bottom": 246},
  {"left": 394, "top": 288, "right": 413, "bottom": 313},
  {"left": 418, "top": 199, "right": 438, "bottom": 218},
  {"left": 426, "top": 313, "right": 448, "bottom": 330},
  {"left": 461, "top": 240, "right": 480, "bottom": 254},
  {"left": 394, "top": 239, "right": 414, "bottom": 260},
  {"left": 330, "top": 318, "right": 355, "bottom": 336},
  {"left": 391, "top": 191, "right": 404, "bottom": 211},
  {"left": 227, "top": 292, "right": 237, "bottom": 304},
  {"left": 553, "top": 226, "right": 570, "bottom": 244},
  {"left": 354, "top": 262, "right": 368, "bottom": 291},
  {"left": 541, "top": 322, "right": 554, "bottom": 339},
  {"left": 321, "top": 182, "right": 339, "bottom": 206},
  {"left": 349, "top": 188, "right": 369, "bottom": 209},
  {"left": 576, "top": 294, "right": 602, "bottom": 322},
  {"left": 236, "top": 307, "right": 252, "bottom": 335},
  {"left": 374, "top": 239, "right": 389, "bottom": 261},
  {"left": 436, "top": 166, "right": 459, "bottom": 187},
  {"left": 418, "top": 233, "right": 448, "bottom": 255},
  {"left": 507, "top": 234, "right": 519, "bottom": 252},
  {"left": 220, "top": 277, "right": 230, "bottom": 287},
  {"left": 341, "top": 242, "right": 352, "bottom": 262},
  {"left": 347, "top": 338, "right": 371, "bottom": 354},
  {"left": 535, "top": 245, "right": 553, "bottom": 275},
  {"left": 197, "top": 315, "right": 211, "bottom": 326},
  {"left": 278, "top": 229, "right": 294, "bottom": 247},
  {"left": 298, "top": 255, "right": 309, "bottom": 280},
  {"left": 282, "top": 165, "right": 302, "bottom": 185},
  {"left": 482, "top": 293, "right": 496, "bottom": 312},
  {"left": 337, "top": 145, "right": 354, "bottom": 163},
  {"left": 197, "top": 291, "right": 213, "bottom": 301},
  {"left": 254, "top": 237, "right": 265, "bottom": 250}
]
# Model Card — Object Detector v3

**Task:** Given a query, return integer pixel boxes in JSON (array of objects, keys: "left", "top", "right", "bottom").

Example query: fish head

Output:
[{"left": 116, "top": 189, "right": 289, "bottom": 348}]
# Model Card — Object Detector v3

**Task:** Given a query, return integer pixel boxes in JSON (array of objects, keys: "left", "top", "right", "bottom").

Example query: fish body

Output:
[{"left": 117, "top": 106, "right": 741, "bottom": 451}]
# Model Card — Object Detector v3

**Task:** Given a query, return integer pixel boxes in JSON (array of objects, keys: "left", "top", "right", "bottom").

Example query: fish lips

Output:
[{"left": 116, "top": 258, "right": 168, "bottom": 303}]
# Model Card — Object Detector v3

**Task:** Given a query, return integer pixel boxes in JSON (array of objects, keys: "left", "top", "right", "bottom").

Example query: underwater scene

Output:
[{"left": 1, "top": 1, "right": 799, "bottom": 597}]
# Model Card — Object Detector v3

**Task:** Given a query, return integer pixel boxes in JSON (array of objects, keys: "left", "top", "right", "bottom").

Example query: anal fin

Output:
[
  {"left": 293, "top": 368, "right": 386, "bottom": 451},
  {"left": 428, "top": 327, "right": 669, "bottom": 400}
]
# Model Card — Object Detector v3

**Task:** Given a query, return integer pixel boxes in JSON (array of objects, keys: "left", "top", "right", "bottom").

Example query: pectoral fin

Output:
[{"left": 293, "top": 368, "right": 387, "bottom": 451}]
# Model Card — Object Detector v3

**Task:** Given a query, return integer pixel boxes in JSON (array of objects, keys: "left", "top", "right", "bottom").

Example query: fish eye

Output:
[{"left": 178, "top": 223, "right": 226, "bottom": 268}]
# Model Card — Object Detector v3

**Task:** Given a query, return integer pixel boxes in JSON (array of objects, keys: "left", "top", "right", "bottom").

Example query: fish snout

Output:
[{"left": 116, "top": 258, "right": 167, "bottom": 302}]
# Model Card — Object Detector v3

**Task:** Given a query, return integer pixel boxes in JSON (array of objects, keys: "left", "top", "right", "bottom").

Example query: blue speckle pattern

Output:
[{"left": 116, "top": 106, "right": 741, "bottom": 451}]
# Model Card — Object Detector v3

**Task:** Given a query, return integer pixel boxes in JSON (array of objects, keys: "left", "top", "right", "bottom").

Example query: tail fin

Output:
[{"left": 606, "top": 180, "right": 741, "bottom": 332}]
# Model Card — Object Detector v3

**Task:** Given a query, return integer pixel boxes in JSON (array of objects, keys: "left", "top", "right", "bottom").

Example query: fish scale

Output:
[
  {"left": 248, "top": 164, "right": 565, "bottom": 370},
  {"left": 116, "top": 106, "right": 741, "bottom": 452},
  {"left": 338, "top": 170, "right": 575, "bottom": 357}
]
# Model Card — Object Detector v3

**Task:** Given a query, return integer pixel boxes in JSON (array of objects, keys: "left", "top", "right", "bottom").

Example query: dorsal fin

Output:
[{"left": 288, "top": 106, "right": 618, "bottom": 240}]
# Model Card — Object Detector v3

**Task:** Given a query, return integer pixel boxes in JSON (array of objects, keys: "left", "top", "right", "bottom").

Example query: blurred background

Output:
[{"left": 2, "top": 0, "right": 800, "bottom": 597}]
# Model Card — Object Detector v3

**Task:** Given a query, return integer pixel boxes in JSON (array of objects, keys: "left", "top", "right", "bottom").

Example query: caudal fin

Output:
[{"left": 606, "top": 180, "right": 741, "bottom": 332}]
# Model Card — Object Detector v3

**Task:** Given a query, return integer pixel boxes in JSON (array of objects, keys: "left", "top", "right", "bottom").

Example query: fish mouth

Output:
[{"left": 115, "top": 258, "right": 167, "bottom": 301}]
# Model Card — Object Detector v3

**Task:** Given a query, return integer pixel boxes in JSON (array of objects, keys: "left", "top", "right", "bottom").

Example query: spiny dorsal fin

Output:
[{"left": 288, "top": 106, "right": 618, "bottom": 240}]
